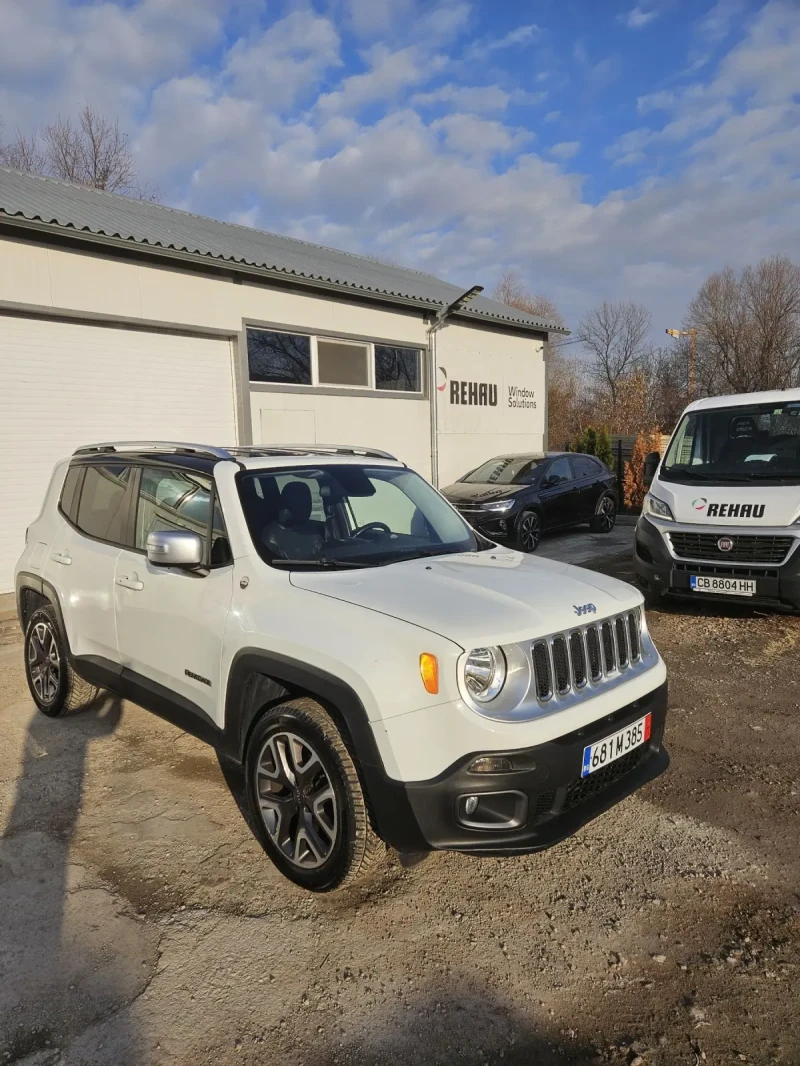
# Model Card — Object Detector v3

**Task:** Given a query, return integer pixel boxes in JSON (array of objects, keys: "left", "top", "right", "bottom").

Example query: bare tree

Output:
[
  {"left": 493, "top": 269, "right": 565, "bottom": 330},
  {"left": 578, "top": 301, "right": 651, "bottom": 412},
  {"left": 1, "top": 105, "right": 157, "bottom": 200},
  {"left": 687, "top": 255, "right": 800, "bottom": 393}
]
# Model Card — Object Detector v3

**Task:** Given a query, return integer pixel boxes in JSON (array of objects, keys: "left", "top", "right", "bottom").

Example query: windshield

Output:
[
  {"left": 662, "top": 400, "right": 800, "bottom": 483},
  {"left": 462, "top": 456, "right": 545, "bottom": 484},
  {"left": 238, "top": 464, "right": 483, "bottom": 568}
]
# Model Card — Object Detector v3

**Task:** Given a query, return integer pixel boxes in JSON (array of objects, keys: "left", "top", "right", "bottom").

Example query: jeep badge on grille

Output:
[{"left": 573, "top": 603, "right": 597, "bottom": 616}]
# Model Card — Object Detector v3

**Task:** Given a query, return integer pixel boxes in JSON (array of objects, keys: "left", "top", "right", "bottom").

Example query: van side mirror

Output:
[
  {"left": 146, "top": 530, "right": 204, "bottom": 569},
  {"left": 643, "top": 451, "right": 660, "bottom": 488}
]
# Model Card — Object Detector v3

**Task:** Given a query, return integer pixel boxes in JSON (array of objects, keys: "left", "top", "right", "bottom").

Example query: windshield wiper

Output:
[
  {"left": 745, "top": 472, "right": 800, "bottom": 481},
  {"left": 269, "top": 558, "right": 367, "bottom": 569}
]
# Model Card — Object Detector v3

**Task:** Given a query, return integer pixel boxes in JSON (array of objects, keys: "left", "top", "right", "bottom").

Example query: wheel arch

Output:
[
  {"left": 15, "top": 572, "right": 71, "bottom": 650},
  {"left": 223, "top": 650, "right": 428, "bottom": 852}
]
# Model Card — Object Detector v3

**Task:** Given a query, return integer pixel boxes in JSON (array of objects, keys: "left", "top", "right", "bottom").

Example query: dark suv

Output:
[{"left": 442, "top": 452, "right": 617, "bottom": 552}]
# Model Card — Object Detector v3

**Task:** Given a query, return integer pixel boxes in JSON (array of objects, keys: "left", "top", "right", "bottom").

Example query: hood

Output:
[
  {"left": 441, "top": 481, "right": 522, "bottom": 504},
  {"left": 652, "top": 477, "right": 800, "bottom": 526},
  {"left": 290, "top": 550, "right": 641, "bottom": 649}
]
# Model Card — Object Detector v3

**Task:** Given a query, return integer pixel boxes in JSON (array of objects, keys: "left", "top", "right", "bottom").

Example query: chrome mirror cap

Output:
[{"left": 146, "top": 530, "right": 204, "bottom": 568}]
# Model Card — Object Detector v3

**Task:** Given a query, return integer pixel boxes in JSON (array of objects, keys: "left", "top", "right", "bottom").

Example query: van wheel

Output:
[
  {"left": 514, "top": 510, "right": 542, "bottom": 553},
  {"left": 245, "top": 698, "right": 386, "bottom": 892},
  {"left": 590, "top": 494, "right": 617, "bottom": 533},
  {"left": 24, "top": 606, "right": 99, "bottom": 717}
]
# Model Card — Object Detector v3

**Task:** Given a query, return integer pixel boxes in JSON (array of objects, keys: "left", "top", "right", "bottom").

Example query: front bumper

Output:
[
  {"left": 633, "top": 515, "right": 800, "bottom": 610},
  {"left": 369, "top": 681, "right": 668, "bottom": 855}
]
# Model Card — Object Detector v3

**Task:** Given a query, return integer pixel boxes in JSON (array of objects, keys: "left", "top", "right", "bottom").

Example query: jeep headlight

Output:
[
  {"left": 644, "top": 494, "right": 674, "bottom": 521},
  {"left": 464, "top": 647, "right": 507, "bottom": 702}
]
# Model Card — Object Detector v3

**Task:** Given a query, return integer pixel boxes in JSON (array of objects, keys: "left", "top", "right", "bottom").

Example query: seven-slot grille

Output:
[
  {"left": 669, "top": 532, "right": 793, "bottom": 565},
  {"left": 532, "top": 610, "right": 643, "bottom": 703}
]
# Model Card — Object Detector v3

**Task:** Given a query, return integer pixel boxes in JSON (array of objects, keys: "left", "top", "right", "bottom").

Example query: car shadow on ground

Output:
[{"left": 0, "top": 694, "right": 145, "bottom": 1062}]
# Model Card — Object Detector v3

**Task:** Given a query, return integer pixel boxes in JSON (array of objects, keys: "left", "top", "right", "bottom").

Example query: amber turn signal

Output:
[{"left": 419, "top": 653, "right": 439, "bottom": 694}]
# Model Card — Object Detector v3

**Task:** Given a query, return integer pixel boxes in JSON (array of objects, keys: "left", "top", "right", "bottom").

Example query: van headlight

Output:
[
  {"left": 464, "top": 647, "right": 507, "bottom": 702},
  {"left": 644, "top": 494, "right": 674, "bottom": 521}
]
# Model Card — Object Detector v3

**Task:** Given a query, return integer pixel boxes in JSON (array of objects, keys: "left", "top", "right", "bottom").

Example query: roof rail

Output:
[
  {"left": 72, "top": 441, "right": 232, "bottom": 459},
  {"left": 227, "top": 444, "right": 398, "bottom": 461},
  {"left": 72, "top": 441, "right": 398, "bottom": 461}
]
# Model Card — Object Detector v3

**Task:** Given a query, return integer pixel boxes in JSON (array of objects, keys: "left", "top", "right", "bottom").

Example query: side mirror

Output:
[
  {"left": 643, "top": 451, "right": 660, "bottom": 488},
  {"left": 146, "top": 530, "right": 204, "bottom": 569}
]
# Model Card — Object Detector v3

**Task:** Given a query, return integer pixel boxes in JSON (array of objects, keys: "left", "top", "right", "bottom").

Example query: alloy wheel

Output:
[
  {"left": 596, "top": 496, "right": 616, "bottom": 532},
  {"left": 254, "top": 732, "right": 338, "bottom": 869},
  {"left": 519, "top": 512, "right": 541, "bottom": 552},
  {"left": 27, "top": 621, "right": 60, "bottom": 705}
]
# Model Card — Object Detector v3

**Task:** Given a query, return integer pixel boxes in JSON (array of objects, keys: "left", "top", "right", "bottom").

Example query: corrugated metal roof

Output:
[{"left": 0, "top": 166, "right": 566, "bottom": 335}]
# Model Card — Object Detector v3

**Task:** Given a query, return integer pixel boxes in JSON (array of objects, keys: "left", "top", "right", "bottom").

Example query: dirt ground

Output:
[{"left": 1, "top": 549, "right": 799, "bottom": 1066}]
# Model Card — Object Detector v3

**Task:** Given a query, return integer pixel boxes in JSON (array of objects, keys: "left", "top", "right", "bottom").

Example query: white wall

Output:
[
  {"left": 435, "top": 321, "right": 546, "bottom": 487},
  {"left": 251, "top": 390, "right": 431, "bottom": 480}
]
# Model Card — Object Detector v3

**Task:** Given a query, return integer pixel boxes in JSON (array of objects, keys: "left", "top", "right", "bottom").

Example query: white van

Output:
[{"left": 634, "top": 388, "right": 800, "bottom": 609}]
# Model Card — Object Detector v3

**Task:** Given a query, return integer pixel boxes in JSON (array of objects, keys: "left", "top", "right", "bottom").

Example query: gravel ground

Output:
[{"left": 1, "top": 551, "right": 799, "bottom": 1066}]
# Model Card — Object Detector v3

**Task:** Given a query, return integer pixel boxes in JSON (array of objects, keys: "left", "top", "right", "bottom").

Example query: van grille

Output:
[
  {"left": 670, "top": 532, "right": 793, "bottom": 565},
  {"left": 531, "top": 610, "right": 644, "bottom": 705}
]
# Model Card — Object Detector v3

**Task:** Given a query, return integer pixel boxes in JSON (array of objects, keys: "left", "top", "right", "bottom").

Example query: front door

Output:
[
  {"left": 539, "top": 456, "right": 580, "bottom": 528},
  {"left": 114, "top": 465, "right": 233, "bottom": 725}
]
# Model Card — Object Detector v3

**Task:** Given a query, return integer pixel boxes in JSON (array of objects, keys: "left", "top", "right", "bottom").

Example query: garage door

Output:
[{"left": 0, "top": 314, "right": 238, "bottom": 592}]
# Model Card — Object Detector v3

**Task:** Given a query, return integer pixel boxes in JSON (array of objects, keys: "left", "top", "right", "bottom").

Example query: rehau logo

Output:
[
  {"left": 707, "top": 502, "right": 765, "bottom": 518},
  {"left": 448, "top": 378, "right": 498, "bottom": 406}
]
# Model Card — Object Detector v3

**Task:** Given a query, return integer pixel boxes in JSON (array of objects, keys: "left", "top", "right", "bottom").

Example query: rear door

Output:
[
  {"left": 538, "top": 457, "right": 580, "bottom": 528},
  {"left": 114, "top": 464, "right": 234, "bottom": 725},
  {"left": 569, "top": 455, "right": 602, "bottom": 520},
  {"left": 47, "top": 462, "right": 136, "bottom": 663}
]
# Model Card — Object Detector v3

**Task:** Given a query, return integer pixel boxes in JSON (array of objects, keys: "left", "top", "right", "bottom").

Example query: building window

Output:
[
  {"left": 317, "top": 339, "right": 370, "bottom": 387},
  {"left": 375, "top": 346, "right": 421, "bottom": 392},
  {"left": 248, "top": 329, "right": 311, "bottom": 384}
]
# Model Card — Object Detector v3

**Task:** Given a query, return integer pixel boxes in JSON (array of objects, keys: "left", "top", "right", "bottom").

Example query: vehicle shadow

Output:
[
  {"left": 312, "top": 984, "right": 605, "bottom": 1066},
  {"left": 0, "top": 694, "right": 144, "bottom": 1062}
]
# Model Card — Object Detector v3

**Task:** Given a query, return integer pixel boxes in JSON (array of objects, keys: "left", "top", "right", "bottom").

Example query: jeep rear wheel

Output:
[
  {"left": 24, "top": 606, "right": 99, "bottom": 717},
  {"left": 245, "top": 698, "right": 385, "bottom": 892}
]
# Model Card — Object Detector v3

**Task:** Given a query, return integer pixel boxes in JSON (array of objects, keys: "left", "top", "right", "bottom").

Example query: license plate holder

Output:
[
  {"left": 581, "top": 713, "right": 651, "bottom": 778},
  {"left": 690, "top": 575, "right": 756, "bottom": 596}
]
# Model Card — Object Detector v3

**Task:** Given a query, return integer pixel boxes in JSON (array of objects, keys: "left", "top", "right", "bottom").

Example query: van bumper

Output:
[
  {"left": 367, "top": 681, "right": 668, "bottom": 854},
  {"left": 633, "top": 515, "right": 800, "bottom": 611}
]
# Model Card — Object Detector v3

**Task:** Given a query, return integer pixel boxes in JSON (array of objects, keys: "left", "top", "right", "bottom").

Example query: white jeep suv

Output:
[{"left": 15, "top": 442, "right": 668, "bottom": 892}]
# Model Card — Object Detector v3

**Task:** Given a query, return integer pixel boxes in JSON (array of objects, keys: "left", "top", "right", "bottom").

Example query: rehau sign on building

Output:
[{"left": 0, "top": 166, "right": 566, "bottom": 592}]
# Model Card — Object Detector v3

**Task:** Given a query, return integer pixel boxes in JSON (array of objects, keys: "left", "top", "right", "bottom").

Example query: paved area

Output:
[
  {"left": 536, "top": 518, "right": 635, "bottom": 567},
  {"left": 2, "top": 536, "right": 799, "bottom": 1066}
]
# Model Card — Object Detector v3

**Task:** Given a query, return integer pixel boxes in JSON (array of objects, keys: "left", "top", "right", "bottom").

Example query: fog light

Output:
[
  {"left": 468, "top": 755, "right": 514, "bottom": 774},
  {"left": 464, "top": 795, "right": 479, "bottom": 816}
]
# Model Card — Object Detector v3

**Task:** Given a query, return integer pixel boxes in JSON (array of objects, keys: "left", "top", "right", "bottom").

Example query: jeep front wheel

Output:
[
  {"left": 245, "top": 698, "right": 386, "bottom": 892},
  {"left": 24, "top": 605, "right": 99, "bottom": 717}
]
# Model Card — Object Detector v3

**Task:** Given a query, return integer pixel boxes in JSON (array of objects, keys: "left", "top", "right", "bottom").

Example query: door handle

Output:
[
  {"left": 51, "top": 551, "right": 72, "bottom": 565},
  {"left": 116, "top": 574, "right": 144, "bottom": 591}
]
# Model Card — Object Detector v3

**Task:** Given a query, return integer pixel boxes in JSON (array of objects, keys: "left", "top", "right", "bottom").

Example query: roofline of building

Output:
[{"left": 0, "top": 208, "right": 569, "bottom": 338}]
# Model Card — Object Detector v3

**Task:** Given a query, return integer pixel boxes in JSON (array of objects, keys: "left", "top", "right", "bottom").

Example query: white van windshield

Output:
[
  {"left": 238, "top": 464, "right": 487, "bottom": 568},
  {"left": 662, "top": 400, "right": 800, "bottom": 484}
]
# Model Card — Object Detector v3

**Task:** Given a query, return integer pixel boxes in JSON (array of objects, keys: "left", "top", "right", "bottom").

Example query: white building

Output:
[{"left": 0, "top": 166, "right": 565, "bottom": 592}]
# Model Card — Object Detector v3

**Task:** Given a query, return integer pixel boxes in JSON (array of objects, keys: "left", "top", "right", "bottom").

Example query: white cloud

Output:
[
  {"left": 637, "top": 90, "right": 675, "bottom": 115},
  {"left": 466, "top": 24, "right": 540, "bottom": 60},
  {"left": 622, "top": 6, "right": 659, "bottom": 29},
  {"left": 413, "top": 83, "right": 512, "bottom": 113},
  {"left": 544, "top": 110, "right": 561, "bottom": 123},
  {"left": 432, "top": 113, "right": 530, "bottom": 157},
  {"left": 316, "top": 44, "right": 446, "bottom": 115},
  {"left": 346, "top": 0, "right": 415, "bottom": 38},
  {"left": 550, "top": 141, "right": 580, "bottom": 160},
  {"left": 588, "top": 56, "right": 622, "bottom": 90}
]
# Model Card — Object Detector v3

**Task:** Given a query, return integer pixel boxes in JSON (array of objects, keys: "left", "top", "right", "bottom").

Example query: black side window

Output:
[
  {"left": 135, "top": 467, "right": 231, "bottom": 566},
  {"left": 59, "top": 465, "right": 84, "bottom": 524},
  {"left": 547, "top": 457, "right": 573, "bottom": 483},
  {"left": 571, "top": 455, "right": 596, "bottom": 479},
  {"left": 75, "top": 465, "right": 133, "bottom": 544}
]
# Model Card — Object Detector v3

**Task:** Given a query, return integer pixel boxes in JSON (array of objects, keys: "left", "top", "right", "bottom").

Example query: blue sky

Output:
[{"left": 1, "top": 0, "right": 798, "bottom": 337}]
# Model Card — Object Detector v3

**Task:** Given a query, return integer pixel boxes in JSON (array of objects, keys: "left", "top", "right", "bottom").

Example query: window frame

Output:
[
  {"left": 60, "top": 461, "right": 138, "bottom": 550},
  {"left": 130, "top": 463, "right": 233, "bottom": 569},
  {"left": 245, "top": 325, "right": 423, "bottom": 396}
]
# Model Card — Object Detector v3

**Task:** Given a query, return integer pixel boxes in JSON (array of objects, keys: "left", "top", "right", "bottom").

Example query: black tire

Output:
[
  {"left": 514, "top": 509, "right": 542, "bottom": 553},
  {"left": 24, "top": 605, "right": 99, "bottom": 717},
  {"left": 589, "top": 493, "right": 617, "bottom": 533},
  {"left": 245, "top": 697, "right": 386, "bottom": 892}
]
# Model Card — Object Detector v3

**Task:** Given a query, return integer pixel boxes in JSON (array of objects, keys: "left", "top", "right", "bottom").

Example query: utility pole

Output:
[{"left": 666, "top": 327, "right": 698, "bottom": 403}]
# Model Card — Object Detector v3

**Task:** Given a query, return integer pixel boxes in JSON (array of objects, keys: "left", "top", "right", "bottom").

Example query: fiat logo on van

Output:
[{"left": 717, "top": 537, "right": 734, "bottom": 552}]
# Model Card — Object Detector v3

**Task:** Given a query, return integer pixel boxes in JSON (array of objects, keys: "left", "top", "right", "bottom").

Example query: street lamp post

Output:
[{"left": 666, "top": 327, "right": 698, "bottom": 403}]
